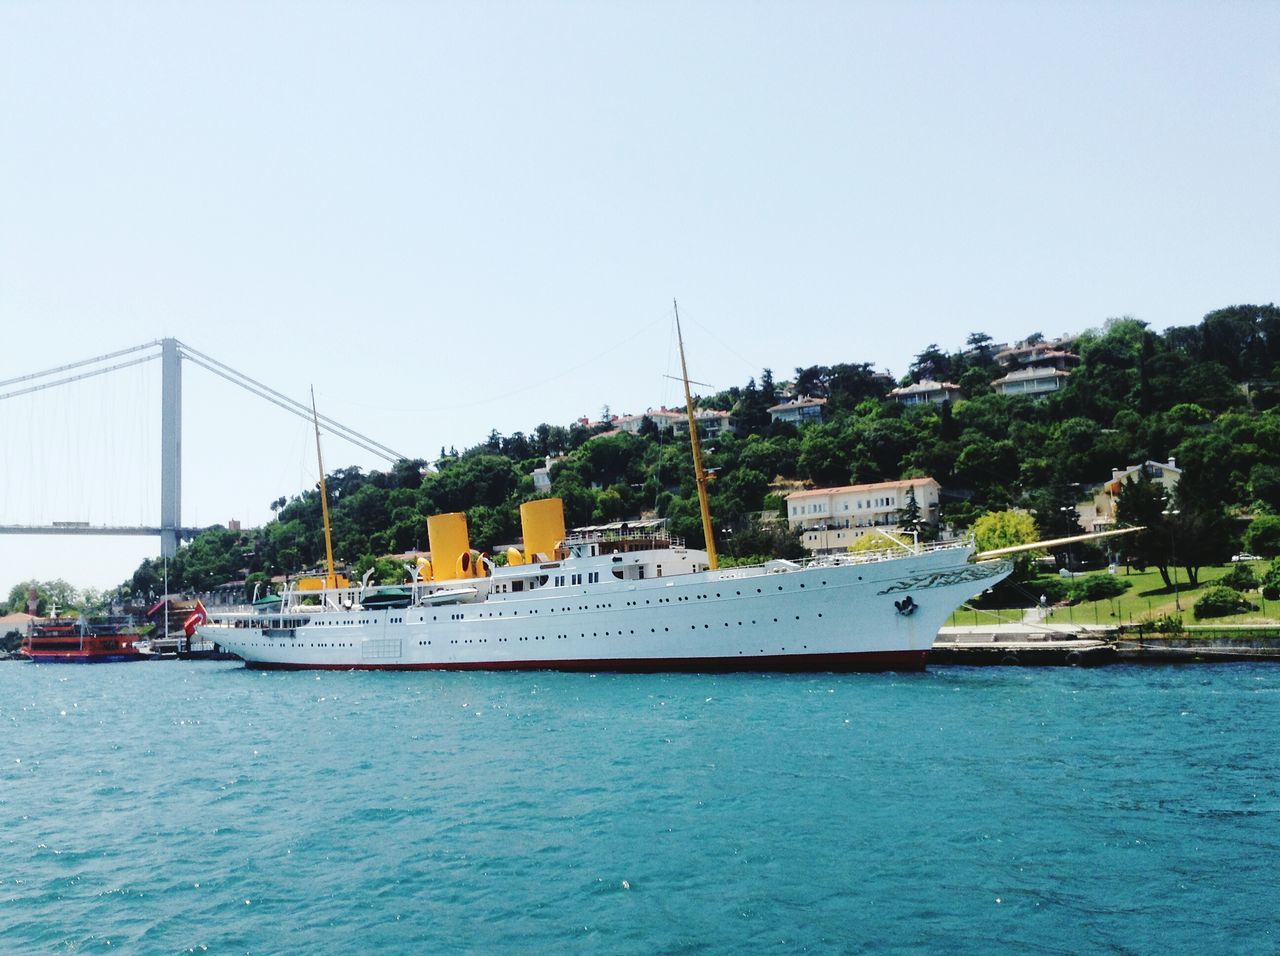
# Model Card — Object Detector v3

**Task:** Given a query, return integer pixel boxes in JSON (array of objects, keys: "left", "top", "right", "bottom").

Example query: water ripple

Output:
[{"left": 2, "top": 662, "right": 1279, "bottom": 952}]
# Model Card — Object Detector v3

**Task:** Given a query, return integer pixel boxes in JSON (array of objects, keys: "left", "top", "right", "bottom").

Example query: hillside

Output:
[{"left": 9, "top": 304, "right": 1279, "bottom": 610}]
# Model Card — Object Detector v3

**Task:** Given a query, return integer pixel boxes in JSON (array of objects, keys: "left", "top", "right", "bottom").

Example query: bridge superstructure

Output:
[{"left": 0, "top": 338, "right": 407, "bottom": 558}]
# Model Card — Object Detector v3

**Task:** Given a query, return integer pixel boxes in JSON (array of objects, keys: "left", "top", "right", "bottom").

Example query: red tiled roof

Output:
[
  {"left": 786, "top": 477, "right": 940, "bottom": 499},
  {"left": 768, "top": 396, "right": 827, "bottom": 412}
]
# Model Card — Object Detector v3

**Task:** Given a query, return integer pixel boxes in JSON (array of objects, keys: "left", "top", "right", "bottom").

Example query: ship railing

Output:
[
  {"left": 275, "top": 582, "right": 365, "bottom": 613},
  {"left": 561, "top": 528, "right": 685, "bottom": 549},
  {"left": 805, "top": 538, "right": 972, "bottom": 568},
  {"left": 707, "top": 539, "right": 972, "bottom": 579},
  {"left": 261, "top": 580, "right": 488, "bottom": 613}
]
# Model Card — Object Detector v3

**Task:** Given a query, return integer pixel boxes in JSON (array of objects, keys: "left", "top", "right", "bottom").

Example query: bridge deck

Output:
[{"left": 0, "top": 525, "right": 204, "bottom": 537}]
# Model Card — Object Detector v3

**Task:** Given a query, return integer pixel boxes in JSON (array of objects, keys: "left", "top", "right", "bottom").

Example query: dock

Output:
[
  {"left": 933, "top": 623, "right": 1280, "bottom": 666},
  {"left": 932, "top": 624, "right": 1116, "bottom": 666}
]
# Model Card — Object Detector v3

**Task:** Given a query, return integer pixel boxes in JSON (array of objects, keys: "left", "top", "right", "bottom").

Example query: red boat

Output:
[{"left": 21, "top": 618, "right": 149, "bottom": 663}]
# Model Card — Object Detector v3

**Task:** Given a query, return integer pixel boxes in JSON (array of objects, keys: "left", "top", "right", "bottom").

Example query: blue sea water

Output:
[{"left": 2, "top": 662, "right": 1278, "bottom": 954}]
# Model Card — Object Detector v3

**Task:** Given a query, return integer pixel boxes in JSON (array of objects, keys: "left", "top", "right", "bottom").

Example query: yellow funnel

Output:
[
  {"left": 521, "top": 498, "right": 566, "bottom": 564},
  {"left": 298, "top": 573, "right": 350, "bottom": 591},
  {"left": 428, "top": 512, "right": 473, "bottom": 580}
]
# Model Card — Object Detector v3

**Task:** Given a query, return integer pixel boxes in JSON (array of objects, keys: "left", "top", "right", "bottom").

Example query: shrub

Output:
[
  {"left": 1262, "top": 561, "right": 1280, "bottom": 601},
  {"left": 1030, "top": 577, "right": 1070, "bottom": 604},
  {"left": 1067, "top": 574, "right": 1131, "bottom": 603},
  {"left": 1193, "top": 586, "right": 1258, "bottom": 620},
  {"left": 1219, "top": 562, "right": 1259, "bottom": 592},
  {"left": 1137, "top": 612, "right": 1184, "bottom": 634}
]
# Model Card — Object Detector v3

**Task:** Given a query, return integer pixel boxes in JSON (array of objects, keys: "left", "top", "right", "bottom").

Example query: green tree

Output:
[
  {"left": 971, "top": 510, "right": 1041, "bottom": 578},
  {"left": 719, "top": 517, "right": 805, "bottom": 562},
  {"left": 1248, "top": 464, "right": 1280, "bottom": 513},
  {"left": 1244, "top": 515, "right": 1280, "bottom": 557},
  {"left": 798, "top": 425, "right": 850, "bottom": 486},
  {"left": 958, "top": 366, "right": 993, "bottom": 398},
  {"left": 353, "top": 555, "right": 411, "bottom": 586},
  {"left": 896, "top": 487, "right": 924, "bottom": 538},
  {"left": 1166, "top": 506, "right": 1231, "bottom": 588},
  {"left": 1114, "top": 473, "right": 1173, "bottom": 586},
  {"left": 427, "top": 454, "right": 521, "bottom": 513},
  {"left": 593, "top": 488, "right": 627, "bottom": 522},
  {"left": 6, "top": 579, "right": 80, "bottom": 616},
  {"left": 171, "top": 527, "right": 252, "bottom": 591},
  {"left": 909, "top": 343, "right": 951, "bottom": 382}
]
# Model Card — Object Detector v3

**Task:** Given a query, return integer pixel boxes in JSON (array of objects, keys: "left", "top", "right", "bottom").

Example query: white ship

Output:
[
  {"left": 200, "top": 516, "right": 1012, "bottom": 673},
  {"left": 199, "top": 313, "right": 1011, "bottom": 672}
]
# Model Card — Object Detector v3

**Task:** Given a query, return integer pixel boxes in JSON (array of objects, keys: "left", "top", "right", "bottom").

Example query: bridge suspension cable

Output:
[
  {"left": 176, "top": 343, "right": 408, "bottom": 464},
  {"left": 0, "top": 345, "right": 161, "bottom": 401},
  {"left": 0, "top": 339, "right": 163, "bottom": 390},
  {"left": 0, "top": 339, "right": 408, "bottom": 464},
  {"left": 0, "top": 337, "right": 411, "bottom": 557}
]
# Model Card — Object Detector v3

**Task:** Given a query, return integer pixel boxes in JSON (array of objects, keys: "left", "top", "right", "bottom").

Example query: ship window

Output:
[{"left": 512, "top": 581, "right": 524, "bottom": 593}]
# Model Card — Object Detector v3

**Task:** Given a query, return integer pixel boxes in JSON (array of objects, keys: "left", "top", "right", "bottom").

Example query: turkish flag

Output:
[{"left": 183, "top": 600, "right": 208, "bottom": 637}]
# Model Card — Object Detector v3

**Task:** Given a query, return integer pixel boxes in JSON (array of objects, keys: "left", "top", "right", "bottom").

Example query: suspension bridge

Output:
[{"left": 0, "top": 338, "right": 407, "bottom": 559}]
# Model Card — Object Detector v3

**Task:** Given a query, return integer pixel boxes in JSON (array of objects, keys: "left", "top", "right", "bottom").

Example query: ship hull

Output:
[
  {"left": 242, "top": 649, "right": 927, "bottom": 672},
  {"left": 22, "top": 652, "right": 148, "bottom": 664},
  {"left": 203, "top": 546, "right": 1011, "bottom": 673}
]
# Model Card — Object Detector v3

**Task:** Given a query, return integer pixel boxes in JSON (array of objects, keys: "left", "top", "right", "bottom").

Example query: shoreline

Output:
[{"left": 6, "top": 626, "right": 1280, "bottom": 668}]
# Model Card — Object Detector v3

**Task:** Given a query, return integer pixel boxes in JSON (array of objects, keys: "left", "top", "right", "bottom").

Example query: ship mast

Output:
[
  {"left": 311, "top": 387, "right": 339, "bottom": 588},
  {"left": 674, "top": 300, "right": 719, "bottom": 570}
]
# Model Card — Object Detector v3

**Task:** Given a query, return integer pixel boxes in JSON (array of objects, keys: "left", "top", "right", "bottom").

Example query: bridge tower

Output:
[
  {"left": 160, "top": 337, "right": 181, "bottom": 559},
  {"left": 0, "top": 338, "right": 407, "bottom": 557}
]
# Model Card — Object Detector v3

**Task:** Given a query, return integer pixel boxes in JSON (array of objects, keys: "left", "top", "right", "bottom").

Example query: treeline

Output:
[{"left": 115, "top": 303, "right": 1279, "bottom": 599}]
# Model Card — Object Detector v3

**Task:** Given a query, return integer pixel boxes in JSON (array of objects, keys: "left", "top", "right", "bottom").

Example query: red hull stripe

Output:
[
  {"left": 243, "top": 650, "right": 928, "bottom": 673},
  {"left": 22, "top": 654, "right": 149, "bottom": 663}
]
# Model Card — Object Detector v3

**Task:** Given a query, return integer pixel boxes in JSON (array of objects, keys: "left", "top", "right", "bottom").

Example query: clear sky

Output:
[{"left": 1, "top": 0, "right": 1277, "bottom": 597}]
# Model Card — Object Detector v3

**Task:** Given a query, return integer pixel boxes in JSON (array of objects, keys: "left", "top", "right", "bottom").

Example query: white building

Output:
[
  {"left": 672, "top": 408, "right": 734, "bottom": 438},
  {"left": 991, "top": 367, "right": 1071, "bottom": 398},
  {"left": 614, "top": 408, "right": 684, "bottom": 434},
  {"left": 531, "top": 455, "right": 565, "bottom": 494},
  {"left": 888, "top": 380, "right": 961, "bottom": 406},
  {"left": 786, "top": 478, "right": 942, "bottom": 554},
  {"left": 994, "top": 336, "right": 1080, "bottom": 369},
  {"left": 614, "top": 407, "right": 733, "bottom": 437},
  {"left": 768, "top": 396, "right": 827, "bottom": 425},
  {"left": 1076, "top": 459, "right": 1181, "bottom": 533}
]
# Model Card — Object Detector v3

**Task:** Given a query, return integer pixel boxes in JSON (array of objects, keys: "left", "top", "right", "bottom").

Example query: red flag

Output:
[{"left": 183, "top": 600, "right": 208, "bottom": 637}]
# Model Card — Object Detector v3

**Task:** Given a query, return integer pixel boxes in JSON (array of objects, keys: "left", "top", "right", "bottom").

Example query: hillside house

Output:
[
  {"left": 768, "top": 396, "right": 827, "bottom": 425},
  {"left": 1076, "top": 459, "right": 1181, "bottom": 533},
  {"left": 888, "top": 380, "right": 961, "bottom": 406},
  {"left": 786, "top": 478, "right": 941, "bottom": 554}
]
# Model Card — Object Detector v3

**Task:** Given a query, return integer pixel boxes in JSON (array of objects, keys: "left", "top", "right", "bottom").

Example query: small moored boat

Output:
[{"left": 22, "top": 617, "right": 149, "bottom": 663}]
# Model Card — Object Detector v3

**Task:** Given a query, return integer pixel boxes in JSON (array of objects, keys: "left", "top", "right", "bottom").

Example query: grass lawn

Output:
[{"left": 945, "top": 560, "right": 1279, "bottom": 628}]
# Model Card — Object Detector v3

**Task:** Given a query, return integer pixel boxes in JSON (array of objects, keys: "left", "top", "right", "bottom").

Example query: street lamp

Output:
[
  {"left": 1059, "top": 506, "right": 1076, "bottom": 572},
  {"left": 1163, "top": 509, "right": 1181, "bottom": 612}
]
